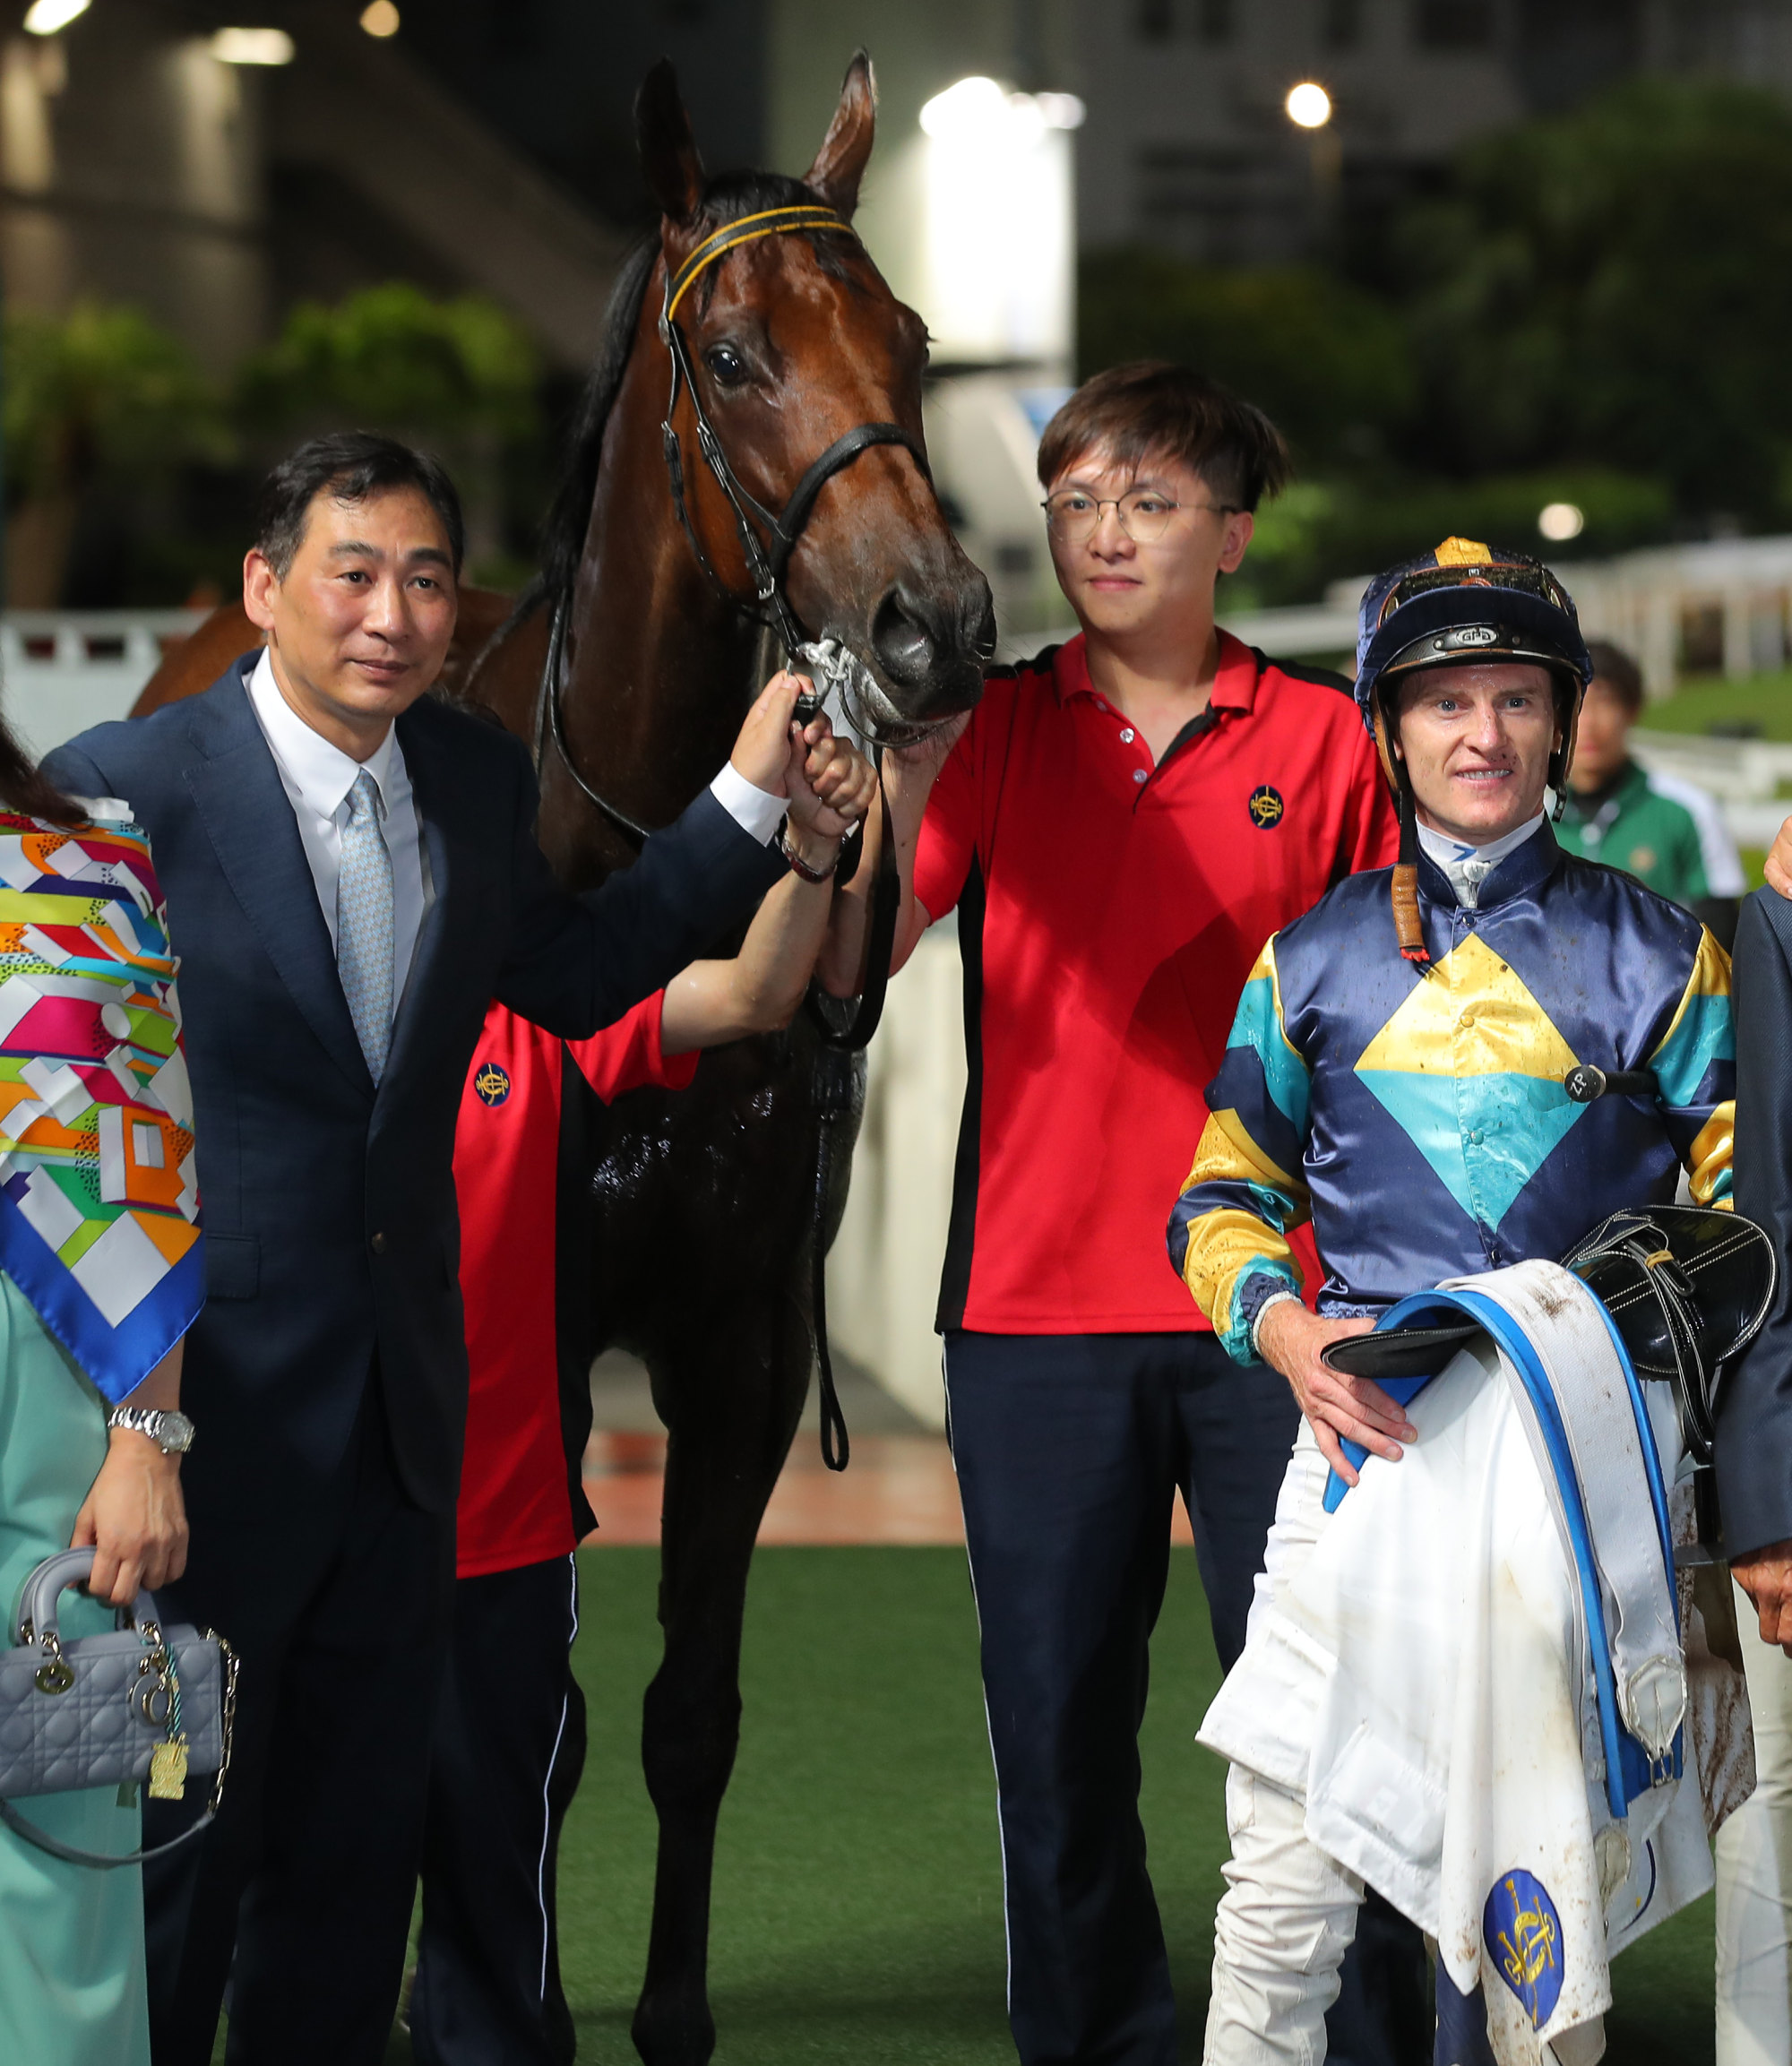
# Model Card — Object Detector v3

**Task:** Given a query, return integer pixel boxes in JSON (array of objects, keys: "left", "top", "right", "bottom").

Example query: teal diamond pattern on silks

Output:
[{"left": 1356, "top": 1068, "right": 1586, "bottom": 1227}]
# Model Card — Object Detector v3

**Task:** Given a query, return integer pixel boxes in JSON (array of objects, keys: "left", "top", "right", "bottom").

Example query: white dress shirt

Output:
[
  {"left": 246, "top": 650, "right": 788, "bottom": 1020},
  {"left": 1416, "top": 809, "right": 1548, "bottom": 909},
  {"left": 247, "top": 651, "right": 429, "bottom": 1005}
]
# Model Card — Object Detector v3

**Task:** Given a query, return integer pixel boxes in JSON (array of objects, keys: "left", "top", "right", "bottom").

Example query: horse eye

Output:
[{"left": 705, "top": 344, "right": 748, "bottom": 387}]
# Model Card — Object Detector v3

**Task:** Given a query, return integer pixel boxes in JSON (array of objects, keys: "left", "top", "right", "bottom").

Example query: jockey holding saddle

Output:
[{"left": 1169, "top": 540, "right": 1759, "bottom": 2065}]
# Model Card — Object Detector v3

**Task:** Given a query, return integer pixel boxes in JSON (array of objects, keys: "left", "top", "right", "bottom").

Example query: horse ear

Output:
[
  {"left": 635, "top": 59, "right": 706, "bottom": 226},
  {"left": 804, "top": 51, "right": 877, "bottom": 219}
]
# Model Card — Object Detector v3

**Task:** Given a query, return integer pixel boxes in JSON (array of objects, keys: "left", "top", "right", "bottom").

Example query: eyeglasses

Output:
[{"left": 1040, "top": 489, "right": 1240, "bottom": 544}]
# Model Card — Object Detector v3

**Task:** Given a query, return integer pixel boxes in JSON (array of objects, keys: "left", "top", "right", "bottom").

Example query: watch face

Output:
[{"left": 161, "top": 1412, "right": 194, "bottom": 1452}]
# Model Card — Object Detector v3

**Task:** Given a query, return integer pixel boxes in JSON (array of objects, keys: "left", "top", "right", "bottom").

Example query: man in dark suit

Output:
[
  {"left": 1719, "top": 878, "right": 1792, "bottom": 2058},
  {"left": 41, "top": 433, "right": 827, "bottom": 2066}
]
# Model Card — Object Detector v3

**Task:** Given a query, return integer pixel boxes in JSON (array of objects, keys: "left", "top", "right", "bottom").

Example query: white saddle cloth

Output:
[{"left": 1200, "top": 1261, "right": 1743, "bottom": 2066}]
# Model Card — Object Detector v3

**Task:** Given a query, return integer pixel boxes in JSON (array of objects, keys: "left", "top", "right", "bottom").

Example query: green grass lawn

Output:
[
  {"left": 540, "top": 1545, "right": 1717, "bottom": 2064},
  {"left": 1644, "top": 667, "right": 1792, "bottom": 742},
  {"left": 211, "top": 1549, "right": 1719, "bottom": 2065}
]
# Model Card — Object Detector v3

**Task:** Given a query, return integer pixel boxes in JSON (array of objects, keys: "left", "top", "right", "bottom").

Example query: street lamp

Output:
[
  {"left": 211, "top": 28, "right": 296, "bottom": 65},
  {"left": 1285, "top": 82, "right": 1333, "bottom": 129},
  {"left": 22, "top": 0, "right": 90, "bottom": 34}
]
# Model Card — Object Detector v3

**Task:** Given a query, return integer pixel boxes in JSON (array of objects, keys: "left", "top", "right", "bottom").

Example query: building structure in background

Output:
[
  {"left": 0, "top": 0, "right": 625, "bottom": 381},
  {"left": 1077, "top": 0, "right": 1792, "bottom": 265}
]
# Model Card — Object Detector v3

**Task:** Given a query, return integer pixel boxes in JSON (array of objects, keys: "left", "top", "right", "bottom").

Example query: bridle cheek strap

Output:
[{"left": 657, "top": 208, "right": 931, "bottom": 652}]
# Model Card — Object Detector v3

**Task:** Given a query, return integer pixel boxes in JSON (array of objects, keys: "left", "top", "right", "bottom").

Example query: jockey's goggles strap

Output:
[{"left": 664, "top": 206, "right": 856, "bottom": 326}]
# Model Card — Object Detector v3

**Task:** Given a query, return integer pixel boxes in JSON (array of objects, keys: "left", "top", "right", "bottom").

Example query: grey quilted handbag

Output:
[{"left": 0, "top": 1547, "right": 238, "bottom": 1867}]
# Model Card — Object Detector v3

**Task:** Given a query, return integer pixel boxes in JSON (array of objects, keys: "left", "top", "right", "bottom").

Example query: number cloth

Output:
[
  {"left": 1200, "top": 1275, "right": 1738, "bottom": 2066},
  {"left": 0, "top": 806, "right": 202, "bottom": 1405},
  {"left": 912, "top": 632, "right": 1396, "bottom": 1336},
  {"left": 450, "top": 994, "right": 694, "bottom": 1577}
]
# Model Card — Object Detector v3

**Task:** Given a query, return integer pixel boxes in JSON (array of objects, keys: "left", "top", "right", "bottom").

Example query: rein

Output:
[{"left": 532, "top": 201, "right": 926, "bottom": 1472}]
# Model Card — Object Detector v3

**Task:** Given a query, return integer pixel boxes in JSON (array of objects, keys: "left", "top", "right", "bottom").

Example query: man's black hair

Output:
[{"left": 254, "top": 431, "right": 465, "bottom": 580}]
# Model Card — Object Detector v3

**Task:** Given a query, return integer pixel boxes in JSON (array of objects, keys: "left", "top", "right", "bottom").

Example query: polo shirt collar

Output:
[
  {"left": 248, "top": 648, "right": 398, "bottom": 821},
  {"left": 1051, "top": 628, "right": 1262, "bottom": 715}
]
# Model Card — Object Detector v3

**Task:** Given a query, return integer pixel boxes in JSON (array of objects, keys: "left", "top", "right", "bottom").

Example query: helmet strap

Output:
[{"left": 1391, "top": 768, "right": 1431, "bottom": 967}]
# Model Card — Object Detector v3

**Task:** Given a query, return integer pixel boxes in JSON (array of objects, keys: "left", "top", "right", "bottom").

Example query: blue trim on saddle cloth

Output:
[{"left": 1321, "top": 1286, "right": 1679, "bottom": 1821}]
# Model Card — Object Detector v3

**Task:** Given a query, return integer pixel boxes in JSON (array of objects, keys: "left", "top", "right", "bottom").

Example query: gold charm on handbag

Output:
[{"left": 148, "top": 1735, "right": 188, "bottom": 1800}]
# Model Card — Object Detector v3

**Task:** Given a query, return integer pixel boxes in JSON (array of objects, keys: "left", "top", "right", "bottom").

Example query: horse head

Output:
[{"left": 636, "top": 55, "right": 995, "bottom": 734}]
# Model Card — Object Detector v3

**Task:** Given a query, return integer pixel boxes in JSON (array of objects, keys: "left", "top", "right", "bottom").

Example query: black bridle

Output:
[{"left": 532, "top": 203, "right": 920, "bottom": 1473}]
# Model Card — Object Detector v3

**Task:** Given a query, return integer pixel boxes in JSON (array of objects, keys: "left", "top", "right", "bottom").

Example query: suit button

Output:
[{"left": 370, "top": 1232, "right": 387, "bottom": 1255}]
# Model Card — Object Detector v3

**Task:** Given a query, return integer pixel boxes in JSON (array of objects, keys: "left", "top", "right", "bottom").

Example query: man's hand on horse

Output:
[
  {"left": 1730, "top": 1538, "right": 1792, "bottom": 1655},
  {"left": 1254, "top": 1300, "right": 1417, "bottom": 1486},
  {"left": 729, "top": 670, "right": 814, "bottom": 795}
]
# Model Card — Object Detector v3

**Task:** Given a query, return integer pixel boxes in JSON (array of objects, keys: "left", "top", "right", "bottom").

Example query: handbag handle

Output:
[
  {"left": 15, "top": 1548, "right": 157, "bottom": 1645},
  {"left": 0, "top": 1797, "right": 214, "bottom": 1869}
]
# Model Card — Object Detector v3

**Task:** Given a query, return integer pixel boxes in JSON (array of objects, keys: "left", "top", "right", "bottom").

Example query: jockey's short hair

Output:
[
  {"left": 255, "top": 431, "right": 465, "bottom": 580},
  {"left": 1585, "top": 638, "right": 1645, "bottom": 716},
  {"left": 1037, "top": 361, "right": 1291, "bottom": 513}
]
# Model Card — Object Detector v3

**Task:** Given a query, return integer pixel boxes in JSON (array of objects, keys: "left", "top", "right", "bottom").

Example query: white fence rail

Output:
[{"left": 0, "top": 611, "right": 204, "bottom": 763}]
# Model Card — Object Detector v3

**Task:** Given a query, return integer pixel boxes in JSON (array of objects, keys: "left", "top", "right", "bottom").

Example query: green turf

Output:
[
  {"left": 1643, "top": 667, "right": 1792, "bottom": 742},
  {"left": 549, "top": 1545, "right": 1719, "bottom": 2063},
  {"left": 218, "top": 1542, "right": 1719, "bottom": 2062}
]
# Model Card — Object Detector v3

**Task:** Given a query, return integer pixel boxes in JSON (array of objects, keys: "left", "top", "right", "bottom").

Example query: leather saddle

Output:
[{"left": 1323, "top": 1203, "right": 1776, "bottom": 1470}]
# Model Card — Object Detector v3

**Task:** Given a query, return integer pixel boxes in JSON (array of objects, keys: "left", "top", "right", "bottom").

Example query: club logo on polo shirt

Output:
[
  {"left": 473, "top": 1061, "right": 512, "bottom": 1107},
  {"left": 1248, "top": 784, "right": 1286, "bottom": 830}
]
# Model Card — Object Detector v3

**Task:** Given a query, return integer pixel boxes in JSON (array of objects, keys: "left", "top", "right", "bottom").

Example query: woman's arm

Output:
[{"left": 72, "top": 1337, "right": 189, "bottom": 1607}]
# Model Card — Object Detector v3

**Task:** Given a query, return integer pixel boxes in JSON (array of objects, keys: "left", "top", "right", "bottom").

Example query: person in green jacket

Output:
[{"left": 1556, "top": 638, "right": 1745, "bottom": 947}]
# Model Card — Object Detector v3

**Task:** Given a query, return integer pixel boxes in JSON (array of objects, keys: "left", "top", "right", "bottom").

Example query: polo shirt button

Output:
[
  {"left": 1120, "top": 727, "right": 1135, "bottom": 743},
  {"left": 1132, "top": 768, "right": 1148, "bottom": 784},
  {"left": 370, "top": 1231, "right": 387, "bottom": 1255}
]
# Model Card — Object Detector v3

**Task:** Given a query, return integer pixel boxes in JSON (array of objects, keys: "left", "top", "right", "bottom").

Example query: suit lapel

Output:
[
  {"left": 381, "top": 703, "right": 471, "bottom": 1098},
  {"left": 183, "top": 667, "right": 375, "bottom": 1098}
]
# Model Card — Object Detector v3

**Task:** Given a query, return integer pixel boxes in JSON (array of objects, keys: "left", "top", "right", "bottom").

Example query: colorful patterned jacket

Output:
[{"left": 1169, "top": 825, "right": 1736, "bottom": 1364}]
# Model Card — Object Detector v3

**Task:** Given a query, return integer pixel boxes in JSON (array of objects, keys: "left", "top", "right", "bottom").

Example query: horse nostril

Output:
[{"left": 870, "top": 586, "right": 937, "bottom": 687}]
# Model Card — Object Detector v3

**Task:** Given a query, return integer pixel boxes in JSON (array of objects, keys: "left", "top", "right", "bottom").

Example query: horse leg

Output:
[{"left": 630, "top": 1302, "right": 811, "bottom": 2066}]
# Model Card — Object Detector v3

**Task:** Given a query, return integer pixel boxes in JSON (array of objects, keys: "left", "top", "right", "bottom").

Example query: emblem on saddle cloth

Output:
[{"left": 1485, "top": 1869, "right": 1564, "bottom": 2027}]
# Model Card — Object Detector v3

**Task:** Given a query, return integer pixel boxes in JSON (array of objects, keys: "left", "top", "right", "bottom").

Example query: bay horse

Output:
[
  {"left": 131, "top": 56, "right": 992, "bottom": 2062},
  {"left": 456, "top": 58, "right": 991, "bottom": 2066}
]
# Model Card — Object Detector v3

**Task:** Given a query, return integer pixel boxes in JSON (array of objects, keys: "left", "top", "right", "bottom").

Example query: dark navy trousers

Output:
[
  {"left": 409, "top": 1554, "right": 585, "bottom": 2066},
  {"left": 943, "top": 1329, "right": 1427, "bottom": 2066}
]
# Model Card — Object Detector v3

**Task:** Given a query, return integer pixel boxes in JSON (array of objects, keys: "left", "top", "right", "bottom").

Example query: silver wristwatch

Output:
[{"left": 106, "top": 1407, "right": 195, "bottom": 1456}]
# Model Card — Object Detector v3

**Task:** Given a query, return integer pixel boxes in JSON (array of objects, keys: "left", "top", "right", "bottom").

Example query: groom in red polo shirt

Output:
[{"left": 831, "top": 363, "right": 1410, "bottom": 2063}]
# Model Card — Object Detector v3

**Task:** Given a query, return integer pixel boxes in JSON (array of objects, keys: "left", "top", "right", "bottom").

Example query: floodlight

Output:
[
  {"left": 1286, "top": 82, "right": 1333, "bottom": 129},
  {"left": 22, "top": 0, "right": 90, "bottom": 34},
  {"left": 920, "top": 77, "right": 1009, "bottom": 142},
  {"left": 1538, "top": 503, "right": 1585, "bottom": 542},
  {"left": 211, "top": 28, "right": 296, "bottom": 65},
  {"left": 359, "top": 1, "right": 400, "bottom": 36}
]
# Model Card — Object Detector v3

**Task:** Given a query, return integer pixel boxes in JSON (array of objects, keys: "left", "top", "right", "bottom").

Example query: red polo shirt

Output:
[
  {"left": 452, "top": 995, "right": 697, "bottom": 1577},
  {"left": 913, "top": 631, "right": 1397, "bottom": 1336}
]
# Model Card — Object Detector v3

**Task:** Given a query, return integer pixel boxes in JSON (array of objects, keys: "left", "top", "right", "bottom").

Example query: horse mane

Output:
[{"left": 536, "top": 168, "right": 854, "bottom": 603}]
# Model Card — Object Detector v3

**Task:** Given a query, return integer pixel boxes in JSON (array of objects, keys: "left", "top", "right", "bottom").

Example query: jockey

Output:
[{"left": 1167, "top": 538, "right": 1739, "bottom": 2064}]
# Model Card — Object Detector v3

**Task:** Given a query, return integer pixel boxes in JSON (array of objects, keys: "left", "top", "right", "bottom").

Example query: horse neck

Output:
[{"left": 553, "top": 288, "right": 768, "bottom": 880}]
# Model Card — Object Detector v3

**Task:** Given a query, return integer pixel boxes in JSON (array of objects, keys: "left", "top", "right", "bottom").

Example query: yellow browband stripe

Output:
[{"left": 665, "top": 206, "right": 855, "bottom": 324}]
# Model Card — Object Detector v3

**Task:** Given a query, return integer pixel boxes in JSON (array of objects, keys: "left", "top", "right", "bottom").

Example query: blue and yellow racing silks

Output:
[{"left": 1168, "top": 825, "right": 1736, "bottom": 1364}]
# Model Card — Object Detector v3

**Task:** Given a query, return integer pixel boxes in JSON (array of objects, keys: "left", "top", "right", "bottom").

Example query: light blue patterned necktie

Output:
[{"left": 337, "top": 769, "right": 393, "bottom": 1083}]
